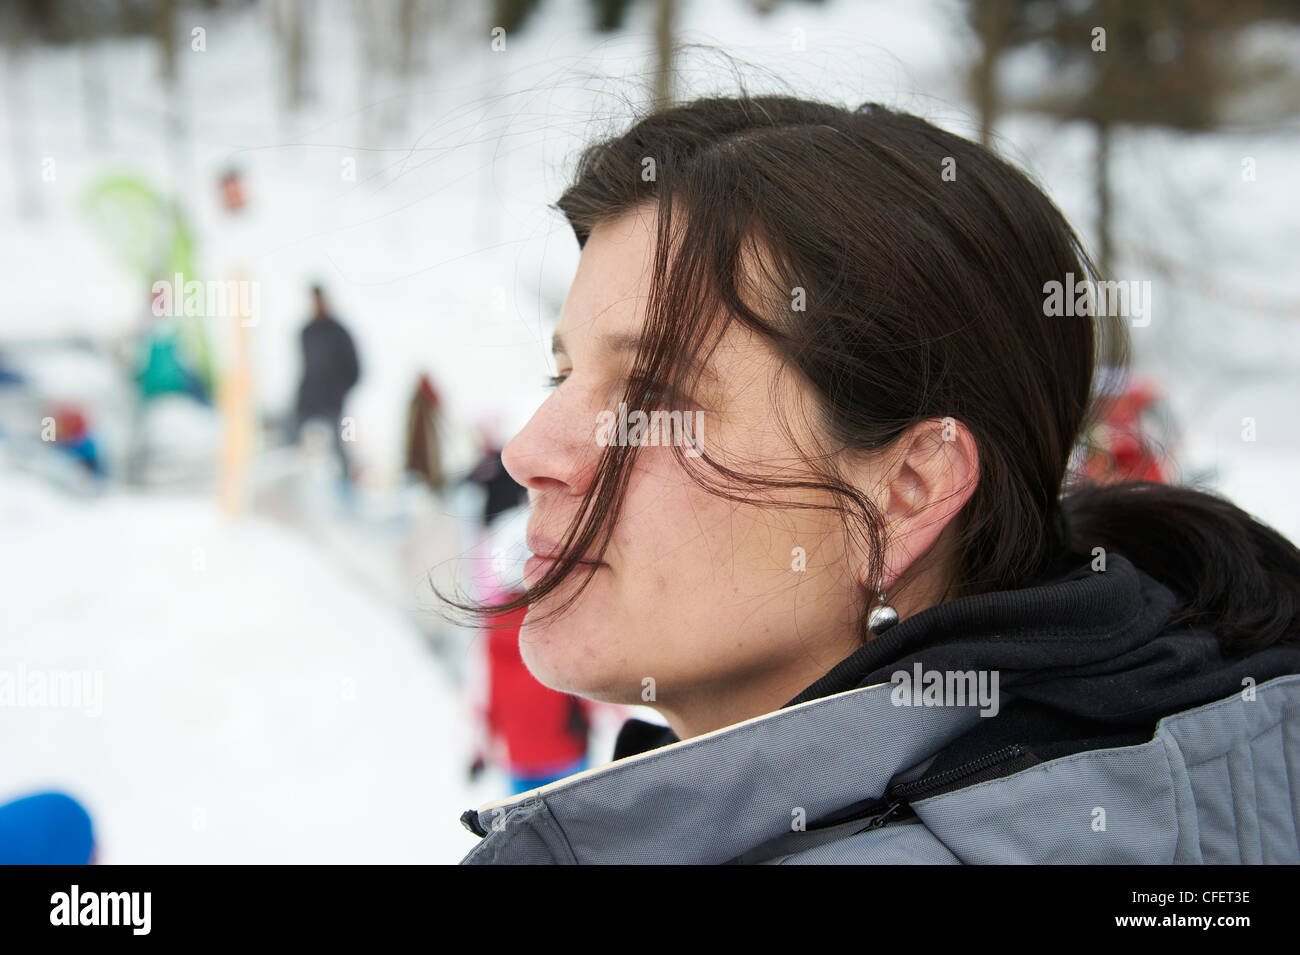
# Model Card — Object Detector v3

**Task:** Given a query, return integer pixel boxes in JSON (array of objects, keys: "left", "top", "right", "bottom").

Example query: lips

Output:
[
  {"left": 525, "top": 530, "right": 607, "bottom": 567},
  {"left": 522, "top": 550, "right": 608, "bottom": 588}
]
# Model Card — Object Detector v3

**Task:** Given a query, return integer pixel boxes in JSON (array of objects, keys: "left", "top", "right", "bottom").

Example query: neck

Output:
[
  {"left": 657, "top": 559, "right": 958, "bottom": 740},
  {"left": 655, "top": 642, "right": 860, "bottom": 740}
]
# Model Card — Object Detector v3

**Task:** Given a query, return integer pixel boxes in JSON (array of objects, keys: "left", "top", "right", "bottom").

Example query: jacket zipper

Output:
[
  {"left": 858, "top": 799, "right": 910, "bottom": 831},
  {"left": 850, "top": 744, "right": 1030, "bottom": 835},
  {"left": 885, "top": 743, "right": 1028, "bottom": 803}
]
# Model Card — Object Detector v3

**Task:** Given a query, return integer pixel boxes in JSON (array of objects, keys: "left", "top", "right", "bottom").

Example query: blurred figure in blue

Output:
[{"left": 48, "top": 403, "right": 105, "bottom": 478}]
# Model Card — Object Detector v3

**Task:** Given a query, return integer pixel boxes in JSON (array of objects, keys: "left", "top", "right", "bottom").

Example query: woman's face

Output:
[{"left": 501, "top": 205, "right": 872, "bottom": 736}]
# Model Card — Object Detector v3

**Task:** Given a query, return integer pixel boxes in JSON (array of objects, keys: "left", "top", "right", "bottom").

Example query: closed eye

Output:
[
  {"left": 626, "top": 375, "right": 685, "bottom": 407},
  {"left": 544, "top": 371, "right": 691, "bottom": 408}
]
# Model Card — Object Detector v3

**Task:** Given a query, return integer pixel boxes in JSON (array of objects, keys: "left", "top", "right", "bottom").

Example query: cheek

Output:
[
  {"left": 514, "top": 475, "right": 718, "bottom": 697},
  {"left": 516, "top": 570, "right": 646, "bottom": 701},
  {"left": 646, "top": 486, "right": 857, "bottom": 661},
  {"left": 516, "top": 455, "right": 857, "bottom": 697}
]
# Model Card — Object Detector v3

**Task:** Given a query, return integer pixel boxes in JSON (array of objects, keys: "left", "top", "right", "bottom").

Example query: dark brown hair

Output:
[{"left": 440, "top": 93, "right": 1300, "bottom": 657}]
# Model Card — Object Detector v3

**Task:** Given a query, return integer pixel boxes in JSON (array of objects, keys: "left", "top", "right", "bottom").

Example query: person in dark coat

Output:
[
  {"left": 463, "top": 434, "right": 529, "bottom": 529},
  {"left": 293, "top": 285, "right": 360, "bottom": 482}
]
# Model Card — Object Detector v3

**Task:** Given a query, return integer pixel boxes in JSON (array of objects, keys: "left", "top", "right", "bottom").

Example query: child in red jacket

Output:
[
  {"left": 481, "top": 598, "right": 592, "bottom": 793},
  {"left": 465, "top": 496, "right": 593, "bottom": 795}
]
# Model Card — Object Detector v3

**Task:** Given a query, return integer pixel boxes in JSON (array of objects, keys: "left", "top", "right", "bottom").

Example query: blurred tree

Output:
[
  {"left": 156, "top": 0, "right": 177, "bottom": 83},
  {"left": 969, "top": 0, "right": 1014, "bottom": 147},
  {"left": 968, "top": 0, "right": 1300, "bottom": 277},
  {"left": 652, "top": 0, "right": 676, "bottom": 108},
  {"left": 491, "top": 0, "right": 678, "bottom": 107},
  {"left": 352, "top": 0, "right": 444, "bottom": 140},
  {"left": 488, "top": 0, "right": 826, "bottom": 110},
  {"left": 270, "top": 0, "right": 312, "bottom": 110},
  {"left": 493, "top": 0, "right": 544, "bottom": 34},
  {"left": 76, "top": 0, "right": 112, "bottom": 149},
  {"left": 591, "top": 0, "right": 637, "bottom": 31},
  {"left": 966, "top": 0, "right": 1300, "bottom": 371},
  {"left": 2, "top": 0, "right": 39, "bottom": 218},
  {"left": 397, "top": 0, "right": 417, "bottom": 79}
]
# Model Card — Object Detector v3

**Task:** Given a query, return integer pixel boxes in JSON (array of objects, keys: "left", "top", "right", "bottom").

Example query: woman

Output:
[{"left": 450, "top": 95, "right": 1300, "bottom": 864}]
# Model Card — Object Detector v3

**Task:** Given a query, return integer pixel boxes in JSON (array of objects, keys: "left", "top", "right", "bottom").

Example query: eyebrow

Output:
[{"left": 552, "top": 330, "right": 719, "bottom": 385}]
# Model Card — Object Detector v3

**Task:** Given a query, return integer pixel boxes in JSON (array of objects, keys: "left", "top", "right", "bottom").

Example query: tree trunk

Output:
[
  {"left": 157, "top": 0, "right": 176, "bottom": 84},
  {"left": 653, "top": 0, "right": 676, "bottom": 109},
  {"left": 971, "top": 0, "right": 1011, "bottom": 146},
  {"left": 284, "top": 0, "right": 307, "bottom": 110},
  {"left": 1094, "top": 118, "right": 1127, "bottom": 367},
  {"left": 1095, "top": 119, "right": 1112, "bottom": 279},
  {"left": 4, "top": 7, "right": 37, "bottom": 218}
]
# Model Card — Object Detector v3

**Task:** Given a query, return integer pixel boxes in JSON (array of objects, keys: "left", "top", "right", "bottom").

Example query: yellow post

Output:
[{"left": 218, "top": 272, "right": 254, "bottom": 518}]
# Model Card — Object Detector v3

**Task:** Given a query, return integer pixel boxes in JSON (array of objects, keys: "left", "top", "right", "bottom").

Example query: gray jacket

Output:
[{"left": 458, "top": 554, "right": 1300, "bottom": 864}]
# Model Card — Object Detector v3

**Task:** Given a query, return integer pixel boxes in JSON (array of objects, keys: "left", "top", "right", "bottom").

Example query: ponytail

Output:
[{"left": 1060, "top": 482, "right": 1300, "bottom": 656}]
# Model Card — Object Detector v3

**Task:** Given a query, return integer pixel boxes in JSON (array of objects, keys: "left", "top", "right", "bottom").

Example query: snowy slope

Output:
[{"left": 0, "top": 468, "right": 489, "bottom": 862}]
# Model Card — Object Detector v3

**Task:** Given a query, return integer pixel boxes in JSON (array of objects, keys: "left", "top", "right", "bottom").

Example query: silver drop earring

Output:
[{"left": 867, "top": 578, "right": 899, "bottom": 636}]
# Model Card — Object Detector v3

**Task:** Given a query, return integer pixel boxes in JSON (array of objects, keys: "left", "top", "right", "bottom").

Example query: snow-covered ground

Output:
[
  {"left": 0, "top": 453, "right": 634, "bottom": 862},
  {"left": 0, "top": 467, "right": 486, "bottom": 862},
  {"left": 2, "top": 0, "right": 1298, "bottom": 862}
]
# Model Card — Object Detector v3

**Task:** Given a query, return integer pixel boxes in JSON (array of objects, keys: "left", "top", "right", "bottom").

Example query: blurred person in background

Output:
[
  {"left": 46, "top": 402, "right": 104, "bottom": 478},
  {"left": 476, "top": 601, "right": 594, "bottom": 794},
  {"left": 462, "top": 423, "right": 529, "bottom": 528},
  {"left": 466, "top": 504, "right": 593, "bottom": 794},
  {"left": 135, "top": 285, "right": 209, "bottom": 405},
  {"left": 403, "top": 372, "right": 446, "bottom": 494},
  {"left": 123, "top": 283, "right": 212, "bottom": 483},
  {"left": 292, "top": 284, "right": 360, "bottom": 486},
  {"left": 1079, "top": 371, "right": 1173, "bottom": 484},
  {"left": 459, "top": 421, "right": 530, "bottom": 613},
  {"left": 218, "top": 166, "right": 247, "bottom": 214}
]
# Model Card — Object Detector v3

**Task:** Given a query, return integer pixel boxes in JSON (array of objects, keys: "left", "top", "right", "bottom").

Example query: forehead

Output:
[
  {"left": 554, "top": 207, "right": 659, "bottom": 349},
  {"left": 552, "top": 209, "right": 727, "bottom": 390},
  {"left": 550, "top": 206, "right": 782, "bottom": 399}
]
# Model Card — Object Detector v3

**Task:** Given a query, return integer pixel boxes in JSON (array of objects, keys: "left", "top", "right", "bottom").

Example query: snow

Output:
[{"left": 0, "top": 469, "right": 487, "bottom": 862}]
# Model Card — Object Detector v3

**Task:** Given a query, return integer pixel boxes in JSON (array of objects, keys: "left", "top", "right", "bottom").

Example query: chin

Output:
[{"left": 519, "top": 611, "right": 636, "bottom": 705}]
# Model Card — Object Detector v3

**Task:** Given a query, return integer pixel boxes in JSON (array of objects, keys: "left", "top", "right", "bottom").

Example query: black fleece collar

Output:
[{"left": 614, "top": 552, "right": 1300, "bottom": 764}]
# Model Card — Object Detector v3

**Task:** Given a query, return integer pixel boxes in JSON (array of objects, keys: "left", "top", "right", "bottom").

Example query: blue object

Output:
[
  {"left": 508, "top": 756, "right": 589, "bottom": 795},
  {"left": 60, "top": 435, "right": 104, "bottom": 476},
  {"left": 0, "top": 791, "right": 95, "bottom": 864}
]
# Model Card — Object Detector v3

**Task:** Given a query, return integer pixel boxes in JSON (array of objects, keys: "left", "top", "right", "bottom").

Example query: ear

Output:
[{"left": 870, "top": 416, "right": 979, "bottom": 591}]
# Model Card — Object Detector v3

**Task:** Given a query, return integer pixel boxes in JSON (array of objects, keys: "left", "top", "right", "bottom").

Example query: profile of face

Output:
[{"left": 500, "top": 205, "right": 945, "bottom": 737}]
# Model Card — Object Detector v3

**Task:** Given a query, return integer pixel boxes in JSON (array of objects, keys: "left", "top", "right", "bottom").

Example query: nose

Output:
[{"left": 501, "top": 386, "right": 599, "bottom": 499}]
